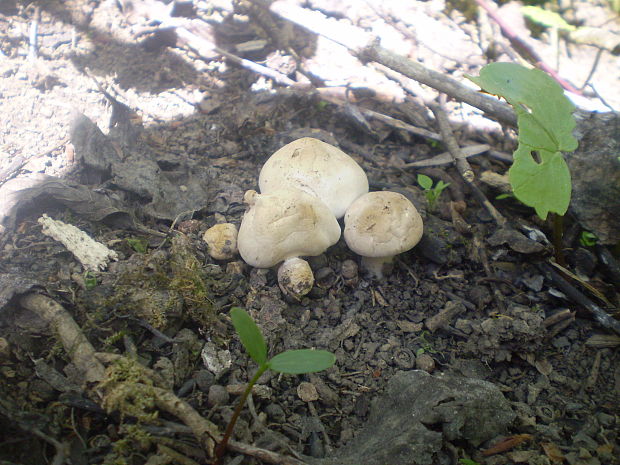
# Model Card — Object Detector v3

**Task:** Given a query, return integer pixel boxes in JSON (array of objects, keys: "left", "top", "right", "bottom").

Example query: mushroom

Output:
[
  {"left": 344, "top": 191, "right": 423, "bottom": 278},
  {"left": 259, "top": 137, "right": 369, "bottom": 219},
  {"left": 237, "top": 188, "right": 341, "bottom": 299},
  {"left": 203, "top": 223, "right": 238, "bottom": 260}
]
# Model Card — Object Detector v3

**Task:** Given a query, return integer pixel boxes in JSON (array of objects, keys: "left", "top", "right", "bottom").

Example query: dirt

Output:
[{"left": 1, "top": 1, "right": 619, "bottom": 465}]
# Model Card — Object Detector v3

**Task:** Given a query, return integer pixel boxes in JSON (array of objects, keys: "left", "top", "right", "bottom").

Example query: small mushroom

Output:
[
  {"left": 344, "top": 191, "right": 423, "bottom": 278},
  {"left": 259, "top": 137, "right": 369, "bottom": 219},
  {"left": 237, "top": 188, "right": 341, "bottom": 299},
  {"left": 203, "top": 223, "right": 238, "bottom": 260}
]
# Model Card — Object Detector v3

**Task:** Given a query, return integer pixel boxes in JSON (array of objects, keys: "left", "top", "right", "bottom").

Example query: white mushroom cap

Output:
[
  {"left": 344, "top": 191, "right": 423, "bottom": 278},
  {"left": 259, "top": 137, "right": 369, "bottom": 219},
  {"left": 238, "top": 188, "right": 341, "bottom": 268}
]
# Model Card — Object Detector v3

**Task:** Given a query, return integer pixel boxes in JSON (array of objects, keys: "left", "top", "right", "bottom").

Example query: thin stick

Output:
[
  {"left": 537, "top": 263, "right": 620, "bottom": 335},
  {"left": 268, "top": 0, "right": 517, "bottom": 126},
  {"left": 429, "top": 98, "right": 507, "bottom": 226},
  {"left": 19, "top": 293, "right": 106, "bottom": 386}
]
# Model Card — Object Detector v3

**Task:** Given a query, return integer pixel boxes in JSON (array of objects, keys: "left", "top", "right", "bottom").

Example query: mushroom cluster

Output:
[{"left": 234, "top": 137, "right": 424, "bottom": 300}]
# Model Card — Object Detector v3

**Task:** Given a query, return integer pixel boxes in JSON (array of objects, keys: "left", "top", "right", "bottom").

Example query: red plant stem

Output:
[
  {"left": 474, "top": 0, "right": 581, "bottom": 95},
  {"left": 213, "top": 365, "right": 268, "bottom": 464}
]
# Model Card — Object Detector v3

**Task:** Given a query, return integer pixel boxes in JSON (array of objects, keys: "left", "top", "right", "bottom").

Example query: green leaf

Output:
[
  {"left": 230, "top": 307, "right": 268, "bottom": 366},
  {"left": 459, "top": 459, "right": 482, "bottom": 465},
  {"left": 509, "top": 146, "right": 571, "bottom": 219},
  {"left": 521, "top": 6, "right": 576, "bottom": 31},
  {"left": 417, "top": 174, "right": 433, "bottom": 190},
  {"left": 466, "top": 63, "right": 578, "bottom": 219},
  {"left": 269, "top": 349, "right": 335, "bottom": 374}
]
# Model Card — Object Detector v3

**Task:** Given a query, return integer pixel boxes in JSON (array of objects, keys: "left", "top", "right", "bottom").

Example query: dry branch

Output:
[
  {"left": 268, "top": 0, "right": 518, "bottom": 126},
  {"left": 18, "top": 292, "right": 311, "bottom": 465},
  {"left": 429, "top": 97, "right": 506, "bottom": 226}
]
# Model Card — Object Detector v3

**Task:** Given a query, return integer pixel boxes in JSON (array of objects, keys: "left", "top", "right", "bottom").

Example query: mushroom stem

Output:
[
  {"left": 277, "top": 257, "right": 314, "bottom": 300},
  {"left": 360, "top": 256, "right": 394, "bottom": 279}
]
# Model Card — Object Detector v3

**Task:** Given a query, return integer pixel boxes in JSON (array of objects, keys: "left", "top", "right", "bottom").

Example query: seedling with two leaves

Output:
[
  {"left": 417, "top": 174, "right": 450, "bottom": 212},
  {"left": 213, "top": 307, "right": 335, "bottom": 464}
]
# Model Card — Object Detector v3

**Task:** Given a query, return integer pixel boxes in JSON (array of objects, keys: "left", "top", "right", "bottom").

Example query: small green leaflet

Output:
[
  {"left": 269, "top": 349, "right": 336, "bottom": 374},
  {"left": 230, "top": 307, "right": 268, "bottom": 365},
  {"left": 417, "top": 173, "right": 434, "bottom": 190},
  {"left": 467, "top": 63, "right": 578, "bottom": 219},
  {"left": 521, "top": 6, "right": 576, "bottom": 31}
]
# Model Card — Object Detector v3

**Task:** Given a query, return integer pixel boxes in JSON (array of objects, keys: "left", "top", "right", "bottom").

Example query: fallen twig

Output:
[
  {"left": 268, "top": 0, "right": 517, "bottom": 126},
  {"left": 18, "top": 292, "right": 311, "bottom": 465},
  {"left": 429, "top": 97, "right": 507, "bottom": 226},
  {"left": 19, "top": 293, "right": 106, "bottom": 388},
  {"left": 536, "top": 264, "right": 620, "bottom": 335}
]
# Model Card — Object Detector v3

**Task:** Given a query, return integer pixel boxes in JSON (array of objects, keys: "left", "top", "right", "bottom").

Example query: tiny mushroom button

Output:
[
  {"left": 344, "top": 191, "right": 423, "bottom": 278},
  {"left": 259, "top": 137, "right": 369, "bottom": 219},
  {"left": 237, "top": 188, "right": 341, "bottom": 300}
]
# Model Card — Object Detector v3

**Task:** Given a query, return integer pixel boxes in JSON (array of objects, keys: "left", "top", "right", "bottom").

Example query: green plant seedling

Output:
[
  {"left": 126, "top": 237, "right": 148, "bottom": 254},
  {"left": 83, "top": 271, "right": 97, "bottom": 290},
  {"left": 459, "top": 459, "right": 482, "bottom": 465},
  {"left": 417, "top": 174, "right": 450, "bottom": 212},
  {"left": 466, "top": 63, "right": 578, "bottom": 220},
  {"left": 522, "top": 6, "right": 576, "bottom": 31},
  {"left": 214, "top": 307, "right": 335, "bottom": 463},
  {"left": 579, "top": 231, "right": 598, "bottom": 247}
]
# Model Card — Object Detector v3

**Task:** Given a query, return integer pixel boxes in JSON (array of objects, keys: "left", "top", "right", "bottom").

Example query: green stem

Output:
[
  {"left": 553, "top": 213, "right": 565, "bottom": 266},
  {"left": 213, "top": 364, "right": 268, "bottom": 464}
]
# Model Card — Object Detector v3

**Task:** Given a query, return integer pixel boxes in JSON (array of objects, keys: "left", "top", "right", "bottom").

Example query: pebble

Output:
[
  {"left": 264, "top": 403, "right": 286, "bottom": 423},
  {"left": 194, "top": 370, "right": 215, "bottom": 392},
  {"left": 208, "top": 384, "right": 229, "bottom": 406},
  {"left": 415, "top": 353, "right": 436, "bottom": 373},
  {"left": 297, "top": 381, "right": 319, "bottom": 402}
]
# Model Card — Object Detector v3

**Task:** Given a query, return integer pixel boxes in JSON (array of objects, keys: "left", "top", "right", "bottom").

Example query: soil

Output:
[{"left": 1, "top": 1, "right": 619, "bottom": 465}]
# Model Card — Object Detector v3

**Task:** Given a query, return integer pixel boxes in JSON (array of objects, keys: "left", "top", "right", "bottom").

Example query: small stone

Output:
[
  {"left": 201, "top": 342, "right": 231, "bottom": 377},
  {"left": 415, "top": 353, "right": 436, "bottom": 373},
  {"left": 315, "top": 267, "right": 336, "bottom": 289},
  {"left": 264, "top": 403, "right": 286, "bottom": 423},
  {"left": 226, "top": 260, "right": 246, "bottom": 275},
  {"left": 0, "top": 338, "right": 10, "bottom": 360},
  {"left": 194, "top": 370, "right": 215, "bottom": 392},
  {"left": 208, "top": 384, "right": 229, "bottom": 406},
  {"left": 297, "top": 381, "right": 319, "bottom": 402},
  {"left": 226, "top": 383, "right": 272, "bottom": 399},
  {"left": 341, "top": 259, "right": 359, "bottom": 286},
  {"left": 552, "top": 336, "right": 570, "bottom": 350}
]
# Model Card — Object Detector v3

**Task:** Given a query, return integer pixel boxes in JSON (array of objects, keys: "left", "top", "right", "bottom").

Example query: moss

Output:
[{"left": 100, "top": 358, "right": 157, "bottom": 422}]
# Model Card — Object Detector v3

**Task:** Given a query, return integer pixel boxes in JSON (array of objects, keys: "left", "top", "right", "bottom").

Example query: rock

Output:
[
  {"left": 208, "top": 384, "right": 229, "bottom": 406},
  {"left": 312, "top": 370, "right": 515, "bottom": 465},
  {"left": 566, "top": 111, "right": 620, "bottom": 245},
  {"left": 415, "top": 353, "right": 436, "bottom": 373}
]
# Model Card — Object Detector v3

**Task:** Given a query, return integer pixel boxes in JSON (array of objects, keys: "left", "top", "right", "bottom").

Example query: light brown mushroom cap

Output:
[
  {"left": 238, "top": 188, "right": 341, "bottom": 269},
  {"left": 203, "top": 223, "right": 238, "bottom": 260},
  {"left": 277, "top": 257, "right": 314, "bottom": 300},
  {"left": 258, "top": 137, "right": 369, "bottom": 219},
  {"left": 344, "top": 191, "right": 423, "bottom": 277}
]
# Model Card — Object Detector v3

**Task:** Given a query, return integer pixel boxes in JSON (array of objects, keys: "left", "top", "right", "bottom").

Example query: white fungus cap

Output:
[
  {"left": 259, "top": 137, "right": 369, "bottom": 219},
  {"left": 238, "top": 188, "right": 341, "bottom": 268},
  {"left": 344, "top": 191, "right": 423, "bottom": 278}
]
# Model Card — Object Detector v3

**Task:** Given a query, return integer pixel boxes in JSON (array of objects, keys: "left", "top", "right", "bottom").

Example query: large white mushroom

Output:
[
  {"left": 237, "top": 188, "right": 341, "bottom": 299},
  {"left": 259, "top": 137, "right": 369, "bottom": 219},
  {"left": 344, "top": 191, "right": 423, "bottom": 279}
]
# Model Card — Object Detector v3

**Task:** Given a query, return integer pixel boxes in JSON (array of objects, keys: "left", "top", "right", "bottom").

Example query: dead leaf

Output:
[
  {"left": 482, "top": 434, "right": 533, "bottom": 456},
  {"left": 541, "top": 441, "right": 565, "bottom": 463}
]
